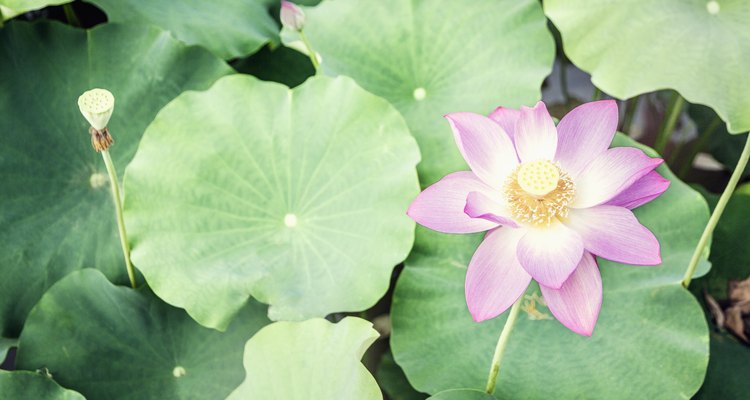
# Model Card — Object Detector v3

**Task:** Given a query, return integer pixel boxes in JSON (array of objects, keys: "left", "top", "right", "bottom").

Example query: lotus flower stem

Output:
[
  {"left": 299, "top": 30, "right": 320, "bottom": 73},
  {"left": 621, "top": 96, "right": 640, "bottom": 134},
  {"left": 591, "top": 87, "right": 602, "bottom": 101},
  {"left": 63, "top": 4, "right": 80, "bottom": 27},
  {"left": 484, "top": 296, "right": 523, "bottom": 395},
  {"left": 101, "top": 150, "right": 137, "bottom": 288},
  {"left": 654, "top": 93, "right": 685, "bottom": 154},
  {"left": 682, "top": 131, "right": 750, "bottom": 288}
]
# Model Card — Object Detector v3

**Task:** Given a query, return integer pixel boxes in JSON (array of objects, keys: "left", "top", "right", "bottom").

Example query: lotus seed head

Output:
[
  {"left": 78, "top": 88, "right": 115, "bottom": 130},
  {"left": 517, "top": 160, "right": 560, "bottom": 197}
]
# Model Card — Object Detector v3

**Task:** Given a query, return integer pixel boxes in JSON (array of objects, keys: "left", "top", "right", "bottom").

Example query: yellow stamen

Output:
[{"left": 504, "top": 161, "right": 575, "bottom": 226}]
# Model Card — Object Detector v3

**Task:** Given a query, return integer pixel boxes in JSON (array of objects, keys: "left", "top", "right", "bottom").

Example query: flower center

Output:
[
  {"left": 517, "top": 160, "right": 560, "bottom": 197},
  {"left": 504, "top": 161, "right": 575, "bottom": 226}
]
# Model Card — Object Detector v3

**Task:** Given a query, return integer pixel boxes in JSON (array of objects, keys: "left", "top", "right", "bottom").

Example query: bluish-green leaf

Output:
[
  {"left": 16, "top": 269, "right": 269, "bottom": 400},
  {"left": 0, "top": 371, "right": 84, "bottom": 400},
  {"left": 0, "top": 0, "right": 69, "bottom": 20},
  {"left": 284, "top": 0, "right": 554, "bottom": 185},
  {"left": 0, "top": 21, "right": 229, "bottom": 339},
  {"left": 377, "top": 350, "right": 427, "bottom": 400},
  {"left": 391, "top": 135, "right": 711, "bottom": 398},
  {"left": 88, "top": 0, "right": 278, "bottom": 59},
  {"left": 695, "top": 333, "right": 750, "bottom": 399}
]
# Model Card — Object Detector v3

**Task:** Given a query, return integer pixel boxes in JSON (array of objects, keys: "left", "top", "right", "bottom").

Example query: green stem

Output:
[
  {"left": 298, "top": 30, "right": 320, "bottom": 73},
  {"left": 101, "top": 150, "right": 136, "bottom": 288},
  {"left": 678, "top": 116, "right": 721, "bottom": 179},
  {"left": 682, "top": 132, "right": 750, "bottom": 288},
  {"left": 0, "top": 6, "right": 5, "bottom": 28},
  {"left": 485, "top": 297, "right": 523, "bottom": 395},
  {"left": 654, "top": 93, "right": 685, "bottom": 154},
  {"left": 63, "top": 3, "right": 81, "bottom": 28},
  {"left": 621, "top": 96, "right": 640, "bottom": 135},
  {"left": 591, "top": 87, "right": 602, "bottom": 101}
]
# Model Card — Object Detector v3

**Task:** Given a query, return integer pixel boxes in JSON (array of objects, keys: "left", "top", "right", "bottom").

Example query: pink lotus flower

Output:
[
  {"left": 407, "top": 101, "right": 668, "bottom": 336},
  {"left": 280, "top": 0, "right": 305, "bottom": 31}
]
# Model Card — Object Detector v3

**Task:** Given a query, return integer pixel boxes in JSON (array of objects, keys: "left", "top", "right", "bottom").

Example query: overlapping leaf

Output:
[
  {"left": 391, "top": 135, "right": 711, "bottom": 398},
  {"left": 124, "top": 74, "right": 420, "bottom": 329},
  {"left": 377, "top": 351, "right": 427, "bottom": 400},
  {"left": 88, "top": 0, "right": 278, "bottom": 59},
  {"left": 285, "top": 0, "right": 554, "bottom": 185},
  {"left": 227, "top": 317, "right": 381, "bottom": 400},
  {"left": 0, "top": 371, "right": 84, "bottom": 400},
  {"left": 16, "top": 269, "right": 270, "bottom": 400},
  {"left": 695, "top": 333, "right": 750, "bottom": 399},
  {"left": 545, "top": 0, "right": 750, "bottom": 133},
  {"left": 0, "top": 0, "right": 69, "bottom": 20},
  {"left": 0, "top": 21, "right": 229, "bottom": 339}
]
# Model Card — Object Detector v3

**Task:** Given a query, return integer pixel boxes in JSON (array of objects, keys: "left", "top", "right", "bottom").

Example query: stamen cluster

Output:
[{"left": 504, "top": 162, "right": 575, "bottom": 226}]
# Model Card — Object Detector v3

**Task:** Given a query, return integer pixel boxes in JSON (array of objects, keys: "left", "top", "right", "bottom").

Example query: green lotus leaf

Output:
[
  {"left": 16, "top": 269, "right": 269, "bottom": 400},
  {"left": 693, "top": 183, "right": 750, "bottom": 297},
  {"left": 0, "top": 371, "right": 84, "bottom": 400},
  {"left": 88, "top": 0, "right": 278, "bottom": 59},
  {"left": 545, "top": 0, "right": 750, "bottom": 133},
  {"left": 690, "top": 184, "right": 750, "bottom": 400},
  {"left": 0, "top": 21, "right": 229, "bottom": 339},
  {"left": 695, "top": 333, "right": 750, "bottom": 399},
  {"left": 377, "top": 350, "right": 428, "bottom": 400},
  {"left": 391, "top": 135, "right": 711, "bottom": 398},
  {"left": 124, "top": 74, "right": 420, "bottom": 329},
  {"left": 0, "top": 337, "right": 16, "bottom": 364},
  {"left": 227, "top": 317, "right": 381, "bottom": 400},
  {"left": 428, "top": 389, "right": 496, "bottom": 400},
  {"left": 0, "top": 0, "right": 69, "bottom": 20},
  {"left": 283, "top": 0, "right": 554, "bottom": 185}
]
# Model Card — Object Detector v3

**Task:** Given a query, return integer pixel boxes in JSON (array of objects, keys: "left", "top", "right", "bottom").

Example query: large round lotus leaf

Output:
[
  {"left": 284, "top": 0, "right": 554, "bottom": 185},
  {"left": 16, "top": 269, "right": 270, "bottom": 400},
  {"left": 0, "top": 21, "right": 229, "bottom": 339},
  {"left": 88, "top": 0, "right": 278, "bottom": 59},
  {"left": 0, "top": 0, "right": 69, "bottom": 20},
  {"left": 545, "top": 0, "right": 750, "bottom": 134},
  {"left": 0, "top": 371, "right": 84, "bottom": 400},
  {"left": 391, "top": 135, "right": 711, "bottom": 398},
  {"left": 124, "top": 74, "right": 420, "bottom": 329},
  {"left": 227, "top": 317, "right": 381, "bottom": 400}
]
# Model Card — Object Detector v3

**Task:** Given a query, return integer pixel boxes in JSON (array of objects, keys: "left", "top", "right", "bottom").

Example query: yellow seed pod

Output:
[{"left": 517, "top": 160, "right": 560, "bottom": 197}]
